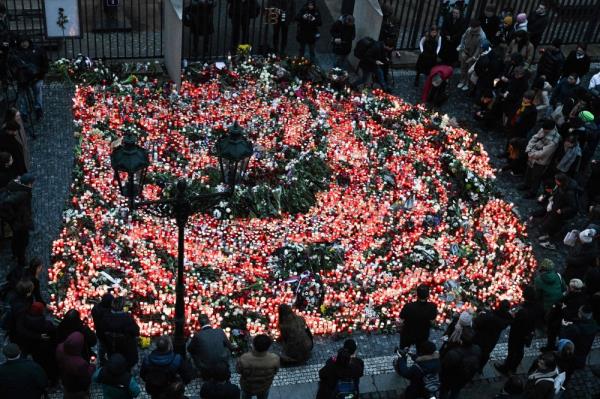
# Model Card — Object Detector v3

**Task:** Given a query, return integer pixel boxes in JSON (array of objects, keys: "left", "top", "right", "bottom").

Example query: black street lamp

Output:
[{"left": 110, "top": 126, "right": 253, "bottom": 355}]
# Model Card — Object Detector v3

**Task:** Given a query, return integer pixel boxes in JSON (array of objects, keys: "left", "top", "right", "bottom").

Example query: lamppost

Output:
[{"left": 110, "top": 123, "right": 253, "bottom": 355}]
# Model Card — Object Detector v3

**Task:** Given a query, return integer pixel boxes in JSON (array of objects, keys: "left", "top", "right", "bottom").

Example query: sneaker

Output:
[
  {"left": 461, "top": 84, "right": 469, "bottom": 91},
  {"left": 457, "top": 82, "right": 465, "bottom": 89}
]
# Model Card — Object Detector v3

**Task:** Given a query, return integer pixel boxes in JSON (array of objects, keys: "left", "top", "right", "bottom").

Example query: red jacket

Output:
[{"left": 421, "top": 65, "right": 453, "bottom": 103}]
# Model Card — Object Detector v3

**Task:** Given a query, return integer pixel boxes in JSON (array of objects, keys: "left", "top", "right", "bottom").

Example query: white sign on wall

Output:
[{"left": 44, "top": 0, "right": 81, "bottom": 38}]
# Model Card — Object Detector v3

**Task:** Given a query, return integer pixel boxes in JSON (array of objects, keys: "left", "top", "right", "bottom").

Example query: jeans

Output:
[
  {"left": 241, "top": 390, "right": 270, "bottom": 399},
  {"left": 18, "top": 79, "right": 43, "bottom": 116},
  {"left": 355, "top": 66, "right": 388, "bottom": 91},
  {"left": 298, "top": 42, "right": 315, "bottom": 62}
]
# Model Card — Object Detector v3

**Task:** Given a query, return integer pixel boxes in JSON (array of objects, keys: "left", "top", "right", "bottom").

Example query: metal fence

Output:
[
  {"left": 380, "top": 0, "right": 600, "bottom": 50},
  {"left": 5, "top": 0, "right": 163, "bottom": 60}
]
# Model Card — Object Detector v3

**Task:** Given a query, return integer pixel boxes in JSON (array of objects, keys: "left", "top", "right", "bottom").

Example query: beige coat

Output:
[
  {"left": 505, "top": 40, "right": 535, "bottom": 69},
  {"left": 526, "top": 128, "right": 560, "bottom": 166},
  {"left": 237, "top": 350, "right": 280, "bottom": 394}
]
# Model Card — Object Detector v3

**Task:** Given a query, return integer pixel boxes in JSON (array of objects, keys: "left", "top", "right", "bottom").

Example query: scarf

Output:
[
  {"left": 557, "top": 143, "right": 581, "bottom": 172},
  {"left": 449, "top": 311, "right": 473, "bottom": 343}
]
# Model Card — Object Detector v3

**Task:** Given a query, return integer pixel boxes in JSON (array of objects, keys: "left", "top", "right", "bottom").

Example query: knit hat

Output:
[
  {"left": 504, "top": 15, "right": 513, "bottom": 25},
  {"left": 516, "top": 13, "right": 527, "bottom": 22},
  {"left": 458, "top": 310, "right": 473, "bottom": 326},
  {"left": 539, "top": 258, "right": 554, "bottom": 271},
  {"left": 579, "top": 228, "right": 596, "bottom": 243},
  {"left": 557, "top": 339, "right": 574, "bottom": 353},
  {"left": 449, "top": 311, "right": 473, "bottom": 343},
  {"left": 579, "top": 110, "right": 595, "bottom": 122},
  {"left": 29, "top": 301, "right": 45, "bottom": 316},
  {"left": 569, "top": 278, "right": 584, "bottom": 290},
  {"left": 2, "top": 343, "right": 20, "bottom": 360}
]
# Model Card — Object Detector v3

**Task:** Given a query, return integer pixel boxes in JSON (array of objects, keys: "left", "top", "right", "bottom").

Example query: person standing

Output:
[
  {"left": 103, "top": 296, "right": 140, "bottom": 371},
  {"left": 12, "top": 36, "right": 48, "bottom": 121},
  {"left": 228, "top": 0, "right": 260, "bottom": 51},
  {"left": 505, "top": 31, "right": 534, "bottom": 71},
  {"left": 316, "top": 348, "right": 363, "bottom": 399},
  {"left": 560, "top": 305, "right": 599, "bottom": 370},
  {"left": 3, "top": 107, "right": 30, "bottom": 170},
  {"left": 535, "top": 174, "right": 580, "bottom": 241},
  {"left": 330, "top": 15, "right": 355, "bottom": 70},
  {"left": 56, "top": 309, "right": 98, "bottom": 362},
  {"left": 186, "top": 0, "right": 216, "bottom": 57},
  {"left": 472, "top": 300, "right": 512, "bottom": 372},
  {"left": 55, "top": 331, "right": 96, "bottom": 398},
  {"left": 5, "top": 173, "right": 35, "bottom": 267},
  {"left": 0, "top": 120, "right": 27, "bottom": 175},
  {"left": 480, "top": 5, "right": 500, "bottom": 42},
  {"left": 92, "top": 293, "right": 114, "bottom": 365},
  {"left": 0, "top": 343, "right": 48, "bottom": 399},
  {"left": 267, "top": 0, "right": 296, "bottom": 55},
  {"left": 534, "top": 259, "right": 567, "bottom": 313},
  {"left": 495, "top": 286, "right": 544, "bottom": 375},
  {"left": 457, "top": 19, "right": 487, "bottom": 91},
  {"left": 295, "top": 0, "right": 322, "bottom": 62},
  {"left": 236, "top": 334, "right": 280, "bottom": 399},
  {"left": 399, "top": 284, "right": 438, "bottom": 349},
  {"left": 277, "top": 304, "right": 313, "bottom": 365},
  {"left": 440, "top": 8, "right": 465, "bottom": 65},
  {"left": 523, "top": 352, "right": 560, "bottom": 399},
  {"left": 394, "top": 340, "right": 440, "bottom": 399},
  {"left": 527, "top": 4, "right": 549, "bottom": 48},
  {"left": 536, "top": 38, "right": 565, "bottom": 87},
  {"left": 187, "top": 313, "right": 233, "bottom": 379},
  {"left": 519, "top": 119, "right": 561, "bottom": 199},
  {"left": 353, "top": 37, "right": 395, "bottom": 92},
  {"left": 415, "top": 25, "right": 441, "bottom": 87},
  {"left": 199, "top": 361, "right": 241, "bottom": 399},
  {"left": 439, "top": 329, "right": 481, "bottom": 399}
]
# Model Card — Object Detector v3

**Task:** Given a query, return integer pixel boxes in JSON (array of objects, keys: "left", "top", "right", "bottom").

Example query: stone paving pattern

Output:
[{"left": 2, "top": 63, "right": 600, "bottom": 397}]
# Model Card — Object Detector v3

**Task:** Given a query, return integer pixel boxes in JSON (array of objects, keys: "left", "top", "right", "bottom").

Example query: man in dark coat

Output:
[
  {"left": 92, "top": 292, "right": 113, "bottom": 365},
  {"left": 186, "top": 0, "right": 216, "bottom": 57},
  {"left": 0, "top": 343, "right": 48, "bottom": 399},
  {"left": 187, "top": 313, "right": 233, "bottom": 379},
  {"left": 563, "top": 43, "right": 591, "bottom": 80},
  {"left": 536, "top": 38, "right": 565, "bottom": 86},
  {"left": 480, "top": 6, "right": 500, "bottom": 42},
  {"left": 102, "top": 296, "right": 140, "bottom": 370},
  {"left": 354, "top": 37, "right": 396, "bottom": 92},
  {"left": 330, "top": 15, "right": 356, "bottom": 69},
  {"left": 295, "top": 0, "right": 322, "bottom": 62},
  {"left": 528, "top": 4, "right": 549, "bottom": 47},
  {"left": 227, "top": 0, "right": 259, "bottom": 51},
  {"left": 140, "top": 336, "right": 194, "bottom": 399},
  {"left": 267, "top": 0, "right": 296, "bottom": 54},
  {"left": 11, "top": 36, "right": 48, "bottom": 120},
  {"left": 439, "top": 329, "right": 481, "bottom": 399},
  {"left": 495, "top": 286, "right": 544, "bottom": 374},
  {"left": 399, "top": 284, "right": 438, "bottom": 349},
  {"left": 560, "top": 305, "right": 599, "bottom": 369},
  {"left": 0, "top": 120, "right": 27, "bottom": 175},
  {"left": 472, "top": 300, "right": 512, "bottom": 371},
  {"left": 551, "top": 74, "right": 579, "bottom": 108},
  {"left": 4, "top": 173, "right": 34, "bottom": 267},
  {"left": 15, "top": 301, "right": 58, "bottom": 385}
]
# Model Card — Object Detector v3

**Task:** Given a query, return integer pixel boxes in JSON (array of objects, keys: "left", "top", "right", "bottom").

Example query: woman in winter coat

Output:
[
  {"left": 295, "top": 0, "right": 322, "bottom": 62},
  {"left": 57, "top": 308, "right": 98, "bottom": 362},
  {"left": 440, "top": 8, "right": 464, "bottom": 65},
  {"left": 415, "top": 25, "right": 441, "bottom": 86},
  {"left": 186, "top": 0, "right": 216, "bottom": 56},
  {"left": 277, "top": 304, "right": 314, "bottom": 364},
  {"left": 316, "top": 348, "right": 363, "bottom": 399},
  {"left": 505, "top": 30, "right": 534, "bottom": 70},
  {"left": 2, "top": 107, "right": 30, "bottom": 171},
  {"left": 93, "top": 353, "right": 141, "bottom": 399},
  {"left": 56, "top": 331, "right": 96, "bottom": 398},
  {"left": 457, "top": 19, "right": 486, "bottom": 91}
]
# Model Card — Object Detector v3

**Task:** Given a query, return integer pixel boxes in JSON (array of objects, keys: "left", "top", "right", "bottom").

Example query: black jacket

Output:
[
  {"left": 473, "top": 309, "right": 512, "bottom": 353},
  {"left": 0, "top": 131, "right": 26, "bottom": 175},
  {"left": 330, "top": 19, "right": 356, "bottom": 55},
  {"left": 0, "top": 358, "right": 48, "bottom": 399},
  {"left": 474, "top": 49, "right": 503, "bottom": 92},
  {"left": 563, "top": 51, "right": 591, "bottom": 78},
  {"left": 440, "top": 344, "right": 482, "bottom": 387},
  {"left": 528, "top": 12, "right": 549, "bottom": 44},
  {"left": 188, "top": 0, "right": 216, "bottom": 36},
  {"left": 480, "top": 14, "right": 500, "bottom": 41},
  {"left": 551, "top": 178, "right": 579, "bottom": 218},
  {"left": 227, "top": 0, "right": 259, "bottom": 21},
  {"left": 5, "top": 179, "right": 32, "bottom": 231},
  {"left": 12, "top": 44, "right": 49, "bottom": 81},
  {"left": 295, "top": 5, "right": 322, "bottom": 44},
  {"left": 536, "top": 48, "right": 565, "bottom": 86},
  {"left": 509, "top": 300, "right": 543, "bottom": 343},
  {"left": 359, "top": 41, "right": 391, "bottom": 73},
  {"left": 102, "top": 311, "right": 140, "bottom": 369},
  {"left": 509, "top": 104, "right": 538, "bottom": 138}
]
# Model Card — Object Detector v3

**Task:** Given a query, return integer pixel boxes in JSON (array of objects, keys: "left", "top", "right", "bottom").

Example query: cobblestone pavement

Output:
[{"left": 2, "top": 64, "right": 600, "bottom": 398}]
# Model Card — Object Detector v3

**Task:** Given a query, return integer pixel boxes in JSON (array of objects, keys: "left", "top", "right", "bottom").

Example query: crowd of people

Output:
[{"left": 1, "top": 1, "right": 600, "bottom": 399}]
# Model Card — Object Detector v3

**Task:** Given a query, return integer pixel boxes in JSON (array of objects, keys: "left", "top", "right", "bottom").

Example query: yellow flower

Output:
[{"left": 139, "top": 336, "right": 152, "bottom": 348}]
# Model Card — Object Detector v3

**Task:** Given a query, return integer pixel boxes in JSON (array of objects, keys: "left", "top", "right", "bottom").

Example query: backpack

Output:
[
  {"left": 536, "top": 371, "right": 566, "bottom": 395},
  {"left": 334, "top": 378, "right": 358, "bottom": 399},
  {"left": 353, "top": 37, "right": 376, "bottom": 60},
  {"left": 414, "top": 362, "right": 440, "bottom": 398}
]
